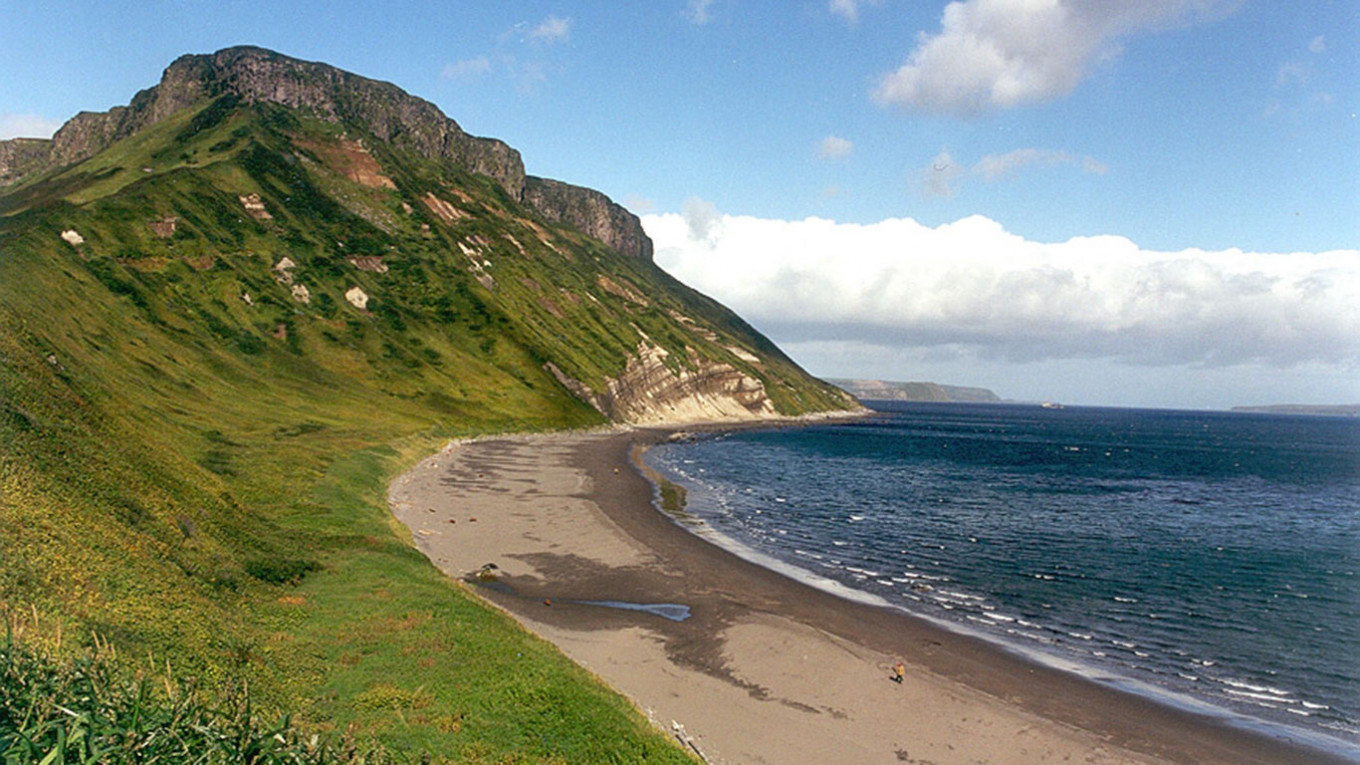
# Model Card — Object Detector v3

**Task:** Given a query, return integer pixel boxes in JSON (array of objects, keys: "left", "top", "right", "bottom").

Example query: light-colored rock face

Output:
[
  {"left": 344, "top": 286, "right": 368, "bottom": 309},
  {"left": 60, "top": 230, "right": 84, "bottom": 245},
  {"left": 290, "top": 284, "right": 310, "bottom": 303},
  {"left": 546, "top": 343, "right": 778, "bottom": 425}
]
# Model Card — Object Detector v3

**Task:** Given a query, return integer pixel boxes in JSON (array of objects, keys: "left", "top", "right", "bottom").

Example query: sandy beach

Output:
[{"left": 388, "top": 428, "right": 1347, "bottom": 765}]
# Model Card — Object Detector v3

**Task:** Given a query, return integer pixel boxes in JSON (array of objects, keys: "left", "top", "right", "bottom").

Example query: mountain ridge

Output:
[{"left": 0, "top": 45, "right": 652, "bottom": 260}]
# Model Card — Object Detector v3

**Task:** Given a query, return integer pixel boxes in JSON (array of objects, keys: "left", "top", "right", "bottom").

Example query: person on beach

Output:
[{"left": 892, "top": 662, "right": 905, "bottom": 683}]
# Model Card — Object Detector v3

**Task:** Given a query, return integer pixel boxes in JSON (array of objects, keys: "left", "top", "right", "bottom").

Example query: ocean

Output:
[{"left": 644, "top": 402, "right": 1359, "bottom": 753}]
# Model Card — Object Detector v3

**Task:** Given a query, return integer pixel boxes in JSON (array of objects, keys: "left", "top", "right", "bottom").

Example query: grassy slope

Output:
[{"left": 0, "top": 97, "right": 850, "bottom": 761}]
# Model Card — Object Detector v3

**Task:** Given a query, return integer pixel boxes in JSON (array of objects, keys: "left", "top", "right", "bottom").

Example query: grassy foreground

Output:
[{"left": 1, "top": 389, "right": 690, "bottom": 763}]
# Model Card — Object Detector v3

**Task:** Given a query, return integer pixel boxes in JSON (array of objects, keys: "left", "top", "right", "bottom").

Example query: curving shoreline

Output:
[{"left": 389, "top": 426, "right": 1351, "bottom": 764}]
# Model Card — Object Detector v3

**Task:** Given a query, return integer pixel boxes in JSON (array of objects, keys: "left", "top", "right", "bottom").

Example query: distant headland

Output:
[{"left": 828, "top": 378, "right": 1001, "bottom": 403}]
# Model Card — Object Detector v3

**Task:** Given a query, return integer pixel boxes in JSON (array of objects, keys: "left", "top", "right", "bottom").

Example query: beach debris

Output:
[
  {"left": 670, "top": 721, "right": 709, "bottom": 763},
  {"left": 475, "top": 563, "right": 499, "bottom": 581}
]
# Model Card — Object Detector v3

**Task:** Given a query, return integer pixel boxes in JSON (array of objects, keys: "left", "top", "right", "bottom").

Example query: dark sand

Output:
[{"left": 390, "top": 427, "right": 1352, "bottom": 764}]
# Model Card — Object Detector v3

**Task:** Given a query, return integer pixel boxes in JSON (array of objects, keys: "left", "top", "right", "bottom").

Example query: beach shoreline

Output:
[{"left": 388, "top": 424, "right": 1351, "bottom": 764}]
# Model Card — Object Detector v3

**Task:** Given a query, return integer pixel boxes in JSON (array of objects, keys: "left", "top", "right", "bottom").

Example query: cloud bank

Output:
[
  {"left": 644, "top": 206, "right": 1360, "bottom": 372},
  {"left": 874, "top": 0, "right": 1232, "bottom": 116}
]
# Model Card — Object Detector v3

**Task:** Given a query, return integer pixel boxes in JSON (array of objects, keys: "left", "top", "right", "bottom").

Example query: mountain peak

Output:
[{"left": 6, "top": 45, "right": 653, "bottom": 260}]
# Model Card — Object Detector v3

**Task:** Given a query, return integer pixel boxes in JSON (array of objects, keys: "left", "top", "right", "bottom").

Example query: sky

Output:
[{"left": 2, "top": 0, "right": 1357, "bottom": 409}]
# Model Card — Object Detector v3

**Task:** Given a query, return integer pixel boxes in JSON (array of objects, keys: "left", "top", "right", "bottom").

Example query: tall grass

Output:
[{"left": 0, "top": 612, "right": 395, "bottom": 764}]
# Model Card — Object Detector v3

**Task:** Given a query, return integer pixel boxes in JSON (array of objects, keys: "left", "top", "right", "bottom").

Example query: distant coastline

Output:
[
  {"left": 1231, "top": 404, "right": 1360, "bottom": 417},
  {"left": 828, "top": 377, "right": 1001, "bottom": 403}
]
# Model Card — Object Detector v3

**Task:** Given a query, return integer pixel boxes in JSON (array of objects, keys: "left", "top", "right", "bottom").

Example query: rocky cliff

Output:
[
  {"left": 523, "top": 177, "right": 655, "bottom": 262},
  {"left": 0, "top": 138, "right": 52, "bottom": 186},
  {"left": 1, "top": 46, "right": 653, "bottom": 260},
  {"left": 546, "top": 343, "right": 778, "bottom": 424}
]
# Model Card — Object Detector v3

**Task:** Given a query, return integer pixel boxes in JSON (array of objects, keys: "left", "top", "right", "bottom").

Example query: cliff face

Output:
[
  {"left": 0, "top": 138, "right": 53, "bottom": 186},
  {"left": 546, "top": 343, "right": 778, "bottom": 425},
  {"left": 523, "top": 177, "right": 654, "bottom": 261},
  {"left": 4, "top": 46, "right": 652, "bottom": 260}
]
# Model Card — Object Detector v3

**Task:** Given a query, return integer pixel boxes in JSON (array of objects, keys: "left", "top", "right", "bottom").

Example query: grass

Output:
[
  {"left": 0, "top": 93, "right": 851, "bottom": 761},
  {"left": 1, "top": 612, "right": 398, "bottom": 764}
]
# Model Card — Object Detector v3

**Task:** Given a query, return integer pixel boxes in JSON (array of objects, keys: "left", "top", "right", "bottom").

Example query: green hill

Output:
[{"left": 0, "top": 46, "right": 852, "bottom": 761}]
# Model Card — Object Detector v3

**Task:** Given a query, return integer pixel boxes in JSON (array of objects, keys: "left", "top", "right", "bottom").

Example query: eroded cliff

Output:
[{"left": 546, "top": 343, "right": 780, "bottom": 425}]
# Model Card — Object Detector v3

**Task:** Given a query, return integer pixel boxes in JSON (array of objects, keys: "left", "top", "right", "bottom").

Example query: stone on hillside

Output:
[
  {"left": 345, "top": 286, "right": 369, "bottom": 309},
  {"left": 60, "top": 229, "right": 84, "bottom": 245}
]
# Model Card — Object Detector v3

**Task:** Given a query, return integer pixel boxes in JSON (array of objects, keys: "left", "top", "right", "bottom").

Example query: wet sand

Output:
[{"left": 389, "top": 428, "right": 1349, "bottom": 764}]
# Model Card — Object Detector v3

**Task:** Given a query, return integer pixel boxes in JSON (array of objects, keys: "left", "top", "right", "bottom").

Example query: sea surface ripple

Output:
[{"left": 645, "top": 403, "right": 1359, "bottom": 751}]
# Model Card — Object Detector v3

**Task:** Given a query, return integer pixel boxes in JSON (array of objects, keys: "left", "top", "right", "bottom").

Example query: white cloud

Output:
[
  {"left": 440, "top": 57, "right": 492, "bottom": 80},
  {"left": 530, "top": 15, "right": 572, "bottom": 43},
  {"left": 873, "top": 0, "right": 1233, "bottom": 116},
  {"left": 681, "top": 196, "right": 723, "bottom": 243},
  {"left": 1308, "top": 35, "right": 1326, "bottom": 54},
  {"left": 922, "top": 146, "right": 1106, "bottom": 196},
  {"left": 0, "top": 113, "right": 64, "bottom": 140},
  {"left": 643, "top": 209, "right": 1360, "bottom": 373},
  {"left": 687, "top": 0, "right": 717, "bottom": 25},
  {"left": 818, "top": 135, "right": 854, "bottom": 159},
  {"left": 829, "top": 0, "right": 882, "bottom": 25}
]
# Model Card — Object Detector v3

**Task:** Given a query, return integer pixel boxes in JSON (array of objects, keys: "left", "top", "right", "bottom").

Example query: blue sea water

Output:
[{"left": 645, "top": 403, "right": 1360, "bottom": 751}]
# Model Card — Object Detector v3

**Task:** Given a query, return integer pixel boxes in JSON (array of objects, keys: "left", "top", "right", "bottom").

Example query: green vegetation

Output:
[
  {"left": 0, "top": 93, "right": 847, "bottom": 761},
  {"left": 2, "top": 620, "right": 392, "bottom": 763}
]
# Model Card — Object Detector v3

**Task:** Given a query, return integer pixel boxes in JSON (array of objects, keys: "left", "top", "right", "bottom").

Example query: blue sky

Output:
[{"left": 2, "top": 1, "right": 1357, "bottom": 408}]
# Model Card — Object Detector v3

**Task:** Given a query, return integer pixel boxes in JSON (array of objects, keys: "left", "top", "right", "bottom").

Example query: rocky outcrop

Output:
[
  {"left": 0, "top": 137, "right": 53, "bottom": 186},
  {"left": 523, "top": 177, "right": 653, "bottom": 261},
  {"left": 546, "top": 343, "right": 777, "bottom": 425},
  {"left": 13, "top": 46, "right": 653, "bottom": 259}
]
